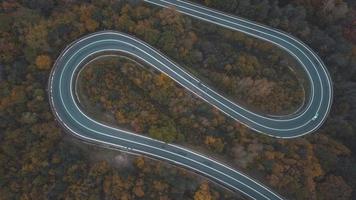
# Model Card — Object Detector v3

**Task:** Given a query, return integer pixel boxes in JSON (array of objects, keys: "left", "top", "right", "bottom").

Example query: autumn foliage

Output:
[
  {"left": 0, "top": 0, "right": 355, "bottom": 199},
  {"left": 35, "top": 55, "right": 51, "bottom": 70}
]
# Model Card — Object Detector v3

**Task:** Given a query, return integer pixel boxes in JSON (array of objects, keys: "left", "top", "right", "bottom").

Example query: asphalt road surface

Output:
[{"left": 48, "top": 0, "right": 333, "bottom": 199}]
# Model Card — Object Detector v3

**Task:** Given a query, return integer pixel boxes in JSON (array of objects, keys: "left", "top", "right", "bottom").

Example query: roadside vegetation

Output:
[{"left": 0, "top": 0, "right": 355, "bottom": 199}]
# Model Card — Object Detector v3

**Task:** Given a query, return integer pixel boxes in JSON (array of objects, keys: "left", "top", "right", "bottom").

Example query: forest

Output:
[{"left": 0, "top": 0, "right": 355, "bottom": 199}]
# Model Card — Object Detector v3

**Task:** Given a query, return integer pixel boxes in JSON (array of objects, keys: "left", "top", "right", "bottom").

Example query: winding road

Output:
[{"left": 48, "top": 0, "right": 333, "bottom": 199}]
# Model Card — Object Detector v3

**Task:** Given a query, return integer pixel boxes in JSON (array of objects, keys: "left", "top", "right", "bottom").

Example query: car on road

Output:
[{"left": 312, "top": 113, "right": 318, "bottom": 121}]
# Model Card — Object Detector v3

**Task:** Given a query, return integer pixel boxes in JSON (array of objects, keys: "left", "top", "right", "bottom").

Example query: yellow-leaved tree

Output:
[
  {"left": 35, "top": 55, "right": 51, "bottom": 70},
  {"left": 194, "top": 182, "right": 212, "bottom": 200}
]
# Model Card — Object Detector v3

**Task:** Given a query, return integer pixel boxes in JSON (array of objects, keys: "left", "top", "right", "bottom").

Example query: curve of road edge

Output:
[{"left": 48, "top": 0, "right": 333, "bottom": 199}]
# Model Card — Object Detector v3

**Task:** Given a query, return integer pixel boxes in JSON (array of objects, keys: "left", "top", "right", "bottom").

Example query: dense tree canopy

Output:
[{"left": 0, "top": 0, "right": 355, "bottom": 199}]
